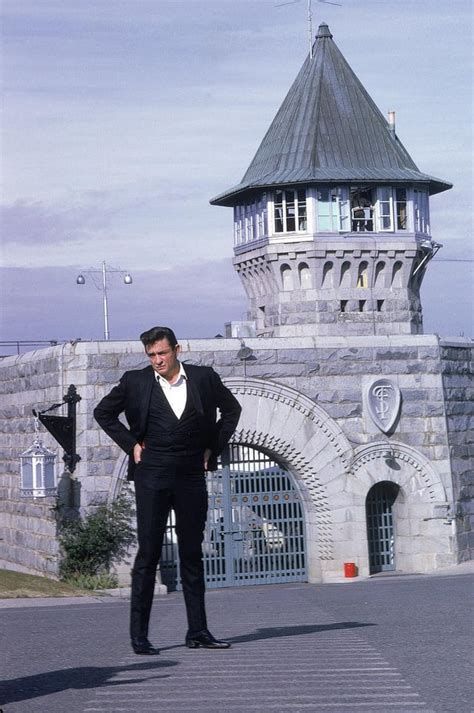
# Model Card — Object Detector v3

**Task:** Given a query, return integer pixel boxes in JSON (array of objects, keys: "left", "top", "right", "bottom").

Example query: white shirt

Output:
[{"left": 156, "top": 363, "right": 187, "bottom": 419}]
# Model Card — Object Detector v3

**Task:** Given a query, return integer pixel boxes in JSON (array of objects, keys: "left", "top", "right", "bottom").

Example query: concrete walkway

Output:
[{"left": 1, "top": 566, "right": 473, "bottom": 713}]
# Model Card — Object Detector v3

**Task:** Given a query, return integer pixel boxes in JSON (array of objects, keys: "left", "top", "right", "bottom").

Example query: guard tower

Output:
[{"left": 211, "top": 23, "right": 452, "bottom": 337}]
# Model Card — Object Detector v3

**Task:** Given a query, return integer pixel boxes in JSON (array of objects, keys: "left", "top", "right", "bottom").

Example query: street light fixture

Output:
[{"left": 76, "top": 260, "right": 133, "bottom": 340}]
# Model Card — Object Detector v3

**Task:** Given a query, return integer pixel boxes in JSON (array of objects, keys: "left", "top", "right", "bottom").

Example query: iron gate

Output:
[
  {"left": 366, "top": 481, "right": 400, "bottom": 574},
  {"left": 160, "top": 445, "right": 307, "bottom": 589}
]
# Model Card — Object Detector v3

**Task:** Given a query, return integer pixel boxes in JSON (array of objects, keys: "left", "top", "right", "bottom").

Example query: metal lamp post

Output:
[{"left": 76, "top": 260, "right": 133, "bottom": 340}]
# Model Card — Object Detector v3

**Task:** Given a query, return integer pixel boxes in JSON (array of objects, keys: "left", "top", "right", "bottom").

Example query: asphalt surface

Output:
[{"left": 0, "top": 569, "right": 473, "bottom": 713}]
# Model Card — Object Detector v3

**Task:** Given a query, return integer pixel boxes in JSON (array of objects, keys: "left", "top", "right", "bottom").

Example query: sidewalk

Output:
[
  {"left": 2, "top": 560, "right": 472, "bottom": 609},
  {"left": 1, "top": 567, "right": 472, "bottom": 713}
]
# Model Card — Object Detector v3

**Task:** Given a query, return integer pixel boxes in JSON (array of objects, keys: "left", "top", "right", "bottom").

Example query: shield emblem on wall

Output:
[{"left": 367, "top": 379, "right": 401, "bottom": 434}]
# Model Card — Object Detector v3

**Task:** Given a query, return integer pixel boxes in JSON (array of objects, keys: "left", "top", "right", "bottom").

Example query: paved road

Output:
[{"left": 0, "top": 571, "right": 472, "bottom": 713}]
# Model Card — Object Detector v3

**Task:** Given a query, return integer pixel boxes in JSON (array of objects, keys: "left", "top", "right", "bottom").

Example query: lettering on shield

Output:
[{"left": 367, "top": 379, "right": 401, "bottom": 433}]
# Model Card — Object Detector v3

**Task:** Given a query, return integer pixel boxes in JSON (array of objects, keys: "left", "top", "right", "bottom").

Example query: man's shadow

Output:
[
  {"left": 159, "top": 621, "right": 374, "bottom": 652},
  {"left": 0, "top": 659, "right": 178, "bottom": 706},
  {"left": 229, "top": 621, "right": 374, "bottom": 643}
]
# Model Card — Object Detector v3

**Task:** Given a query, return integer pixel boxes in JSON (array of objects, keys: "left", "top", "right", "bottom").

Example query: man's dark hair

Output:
[{"left": 139, "top": 326, "right": 178, "bottom": 349}]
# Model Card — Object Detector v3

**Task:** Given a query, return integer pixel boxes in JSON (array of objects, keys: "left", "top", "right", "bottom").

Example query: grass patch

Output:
[
  {"left": 62, "top": 572, "right": 119, "bottom": 590},
  {"left": 0, "top": 569, "right": 93, "bottom": 598}
]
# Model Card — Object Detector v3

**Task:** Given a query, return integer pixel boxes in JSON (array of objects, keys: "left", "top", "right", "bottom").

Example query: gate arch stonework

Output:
[
  {"left": 223, "top": 377, "right": 353, "bottom": 580},
  {"left": 351, "top": 441, "right": 447, "bottom": 503},
  {"left": 351, "top": 441, "right": 451, "bottom": 574}
]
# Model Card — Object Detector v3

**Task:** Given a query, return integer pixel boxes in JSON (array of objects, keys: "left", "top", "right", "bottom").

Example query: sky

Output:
[{"left": 1, "top": 0, "right": 473, "bottom": 352}]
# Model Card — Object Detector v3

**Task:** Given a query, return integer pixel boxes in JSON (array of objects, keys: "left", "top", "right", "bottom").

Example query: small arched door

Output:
[
  {"left": 366, "top": 481, "right": 400, "bottom": 574},
  {"left": 161, "top": 444, "right": 307, "bottom": 590}
]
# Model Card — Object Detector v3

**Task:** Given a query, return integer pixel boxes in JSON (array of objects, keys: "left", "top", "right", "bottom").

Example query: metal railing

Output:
[{"left": 0, "top": 340, "right": 61, "bottom": 356}]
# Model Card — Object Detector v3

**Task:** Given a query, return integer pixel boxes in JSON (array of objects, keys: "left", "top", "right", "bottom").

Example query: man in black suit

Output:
[{"left": 94, "top": 326, "right": 241, "bottom": 655}]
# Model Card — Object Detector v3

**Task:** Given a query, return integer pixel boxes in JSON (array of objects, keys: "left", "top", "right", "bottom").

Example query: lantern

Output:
[{"left": 20, "top": 419, "right": 56, "bottom": 497}]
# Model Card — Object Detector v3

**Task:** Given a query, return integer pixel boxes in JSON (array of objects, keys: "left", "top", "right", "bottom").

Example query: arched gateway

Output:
[
  {"left": 161, "top": 444, "right": 307, "bottom": 590},
  {"left": 366, "top": 481, "right": 400, "bottom": 574}
]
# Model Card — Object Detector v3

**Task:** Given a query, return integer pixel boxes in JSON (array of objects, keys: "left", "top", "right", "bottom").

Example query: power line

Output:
[{"left": 432, "top": 258, "right": 474, "bottom": 263}]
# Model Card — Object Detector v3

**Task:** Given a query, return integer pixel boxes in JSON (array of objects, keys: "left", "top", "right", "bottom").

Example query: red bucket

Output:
[{"left": 344, "top": 562, "right": 357, "bottom": 578}]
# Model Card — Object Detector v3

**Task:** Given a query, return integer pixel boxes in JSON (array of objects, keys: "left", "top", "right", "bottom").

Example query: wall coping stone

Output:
[
  {"left": 0, "top": 337, "right": 472, "bottom": 374},
  {"left": 2, "top": 335, "right": 472, "bottom": 367}
]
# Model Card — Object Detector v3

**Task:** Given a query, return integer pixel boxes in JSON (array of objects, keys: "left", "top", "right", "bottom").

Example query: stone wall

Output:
[
  {"left": 234, "top": 237, "right": 425, "bottom": 336},
  {"left": 0, "top": 347, "right": 64, "bottom": 575},
  {"left": 0, "top": 334, "right": 471, "bottom": 579},
  {"left": 440, "top": 339, "right": 474, "bottom": 561}
]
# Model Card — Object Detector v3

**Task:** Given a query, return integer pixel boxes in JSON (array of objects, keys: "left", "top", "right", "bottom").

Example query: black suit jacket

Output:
[{"left": 93, "top": 363, "right": 241, "bottom": 480}]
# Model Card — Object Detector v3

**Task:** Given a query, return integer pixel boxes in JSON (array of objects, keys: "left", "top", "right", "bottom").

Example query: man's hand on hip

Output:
[
  {"left": 134, "top": 443, "right": 144, "bottom": 464},
  {"left": 203, "top": 448, "right": 212, "bottom": 471}
]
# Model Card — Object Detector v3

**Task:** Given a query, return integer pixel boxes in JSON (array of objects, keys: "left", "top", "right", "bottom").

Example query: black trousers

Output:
[{"left": 130, "top": 466, "right": 208, "bottom": 640}]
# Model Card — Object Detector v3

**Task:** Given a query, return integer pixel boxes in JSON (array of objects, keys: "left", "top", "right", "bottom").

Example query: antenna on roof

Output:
[
  {"left": 308, "top": 0, "right": 313, "bottom": 58},
  {"left": 275, "top": 0, "right": 342, "bottom": 59}
]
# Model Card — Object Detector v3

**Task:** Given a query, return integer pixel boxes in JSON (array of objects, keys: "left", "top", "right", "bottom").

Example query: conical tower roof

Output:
[{"left": 211, "top": 24, "right": 451, "bottom": 206}]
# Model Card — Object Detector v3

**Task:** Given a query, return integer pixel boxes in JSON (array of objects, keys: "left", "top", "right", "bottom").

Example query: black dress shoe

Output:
[
  {"left": 185, "top": 630, "right": 231, "bottom": 649},
  {"left": 131, "top": 637, "right": 160, "bottom": 655}
]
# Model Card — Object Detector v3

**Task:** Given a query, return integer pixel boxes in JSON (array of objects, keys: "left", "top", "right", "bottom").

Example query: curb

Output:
[{"left": 1, "top": 562, "right": 471, "bottom": 608}]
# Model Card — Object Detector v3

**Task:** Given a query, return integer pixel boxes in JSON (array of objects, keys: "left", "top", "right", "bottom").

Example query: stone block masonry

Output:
[
  {"left": 440, "top": 339, "right": 474, "bottom": 561},
  {"left": 0, "top": 334, "right": 472, "bottom": 578},
  {"left": 0, "top": 347, "right": 64, "bottom": 575}
]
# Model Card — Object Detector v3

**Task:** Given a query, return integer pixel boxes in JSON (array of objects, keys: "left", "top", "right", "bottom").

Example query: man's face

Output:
[{"left": 145, "top": 338, "right": 181, "bottom": 382}]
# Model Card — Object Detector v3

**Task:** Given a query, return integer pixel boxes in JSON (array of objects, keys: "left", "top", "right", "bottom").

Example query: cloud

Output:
[
  {"left": 0, "top": 183, "right": 233, "bottom": 270},
  {"left": 0, "top": 197, "right": 110, "bottom": 246}
]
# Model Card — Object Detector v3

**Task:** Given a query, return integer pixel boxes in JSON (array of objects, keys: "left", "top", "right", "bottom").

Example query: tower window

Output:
[
  {"left": 234, "top": 194, "right": 268, "bottom": 247},
  {"left": 346, "top": 186, "right": 409, "bottom": 232},
  {"left": 350, "top": 187, "right": 374, "bottom": 232},
  {"left": 245, "top": 209, "right": 254, "bottom": 242},
  {"left": 414, "top": 189, "right": 430, "bottom": 234},
  {"left": 359, "top": 300, "right": 366, "bottom": 312},
  {"left": 234, "top": 206, "right": 242, "bottom": 245},
  {"left": 340, "top": 300, "right": 348, "bottom": 313},
  {"left": 377, "top": 300, "right": 384, "bottom": 312},
  {"left": 274, "top": 190, "right": 307, "bottom": 233},
  {"left": 317, "top": 187, "right": 349, "bottom": 232},
  {"left": 377, "top": 187, "right": 394, "bottom": 231},
  {"left": 395, "top": 188, "right": 407, "bottom": 230}
]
